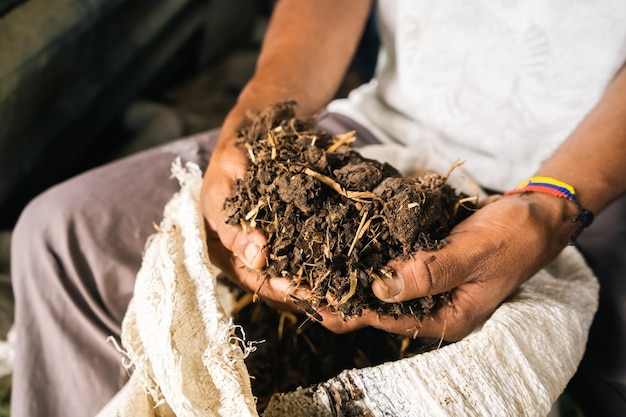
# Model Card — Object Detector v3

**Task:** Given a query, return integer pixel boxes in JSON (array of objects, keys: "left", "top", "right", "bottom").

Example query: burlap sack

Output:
[{"left": 102, "top": 152, "right": 598, "bottom": 417}]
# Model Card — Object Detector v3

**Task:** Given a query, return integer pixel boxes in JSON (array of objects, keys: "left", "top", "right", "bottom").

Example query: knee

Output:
[
  {"left": 11, "top": 183, "right": 87, "bottom": 293},
  {"left": 13, "top": 184, "right": 74, "bottom": 250}
]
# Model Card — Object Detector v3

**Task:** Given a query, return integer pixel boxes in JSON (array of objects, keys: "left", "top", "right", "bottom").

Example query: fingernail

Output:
[
  {"left": 376, "top": 272, "right": 404, "bottom": 300},
  {"left": 243, "top": 242, "right": 261, "bottom": 268}
]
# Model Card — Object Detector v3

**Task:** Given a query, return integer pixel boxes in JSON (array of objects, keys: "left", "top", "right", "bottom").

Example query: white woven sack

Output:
[
  {"left": 113, "top": 159, "right": 258, "bottom": 417},
  {"left": 107, "top": 149, "right": 598, "bottom": 417}
]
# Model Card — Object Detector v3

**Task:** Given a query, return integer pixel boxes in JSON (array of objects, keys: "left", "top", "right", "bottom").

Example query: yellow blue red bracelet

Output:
[{"left": 504, "top": 176, "right": 594, "bottom": 245}]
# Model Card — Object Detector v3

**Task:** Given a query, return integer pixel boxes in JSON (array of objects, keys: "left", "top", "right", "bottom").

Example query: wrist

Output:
[{"left": 504, "top": 176, "right": 594, "bottom": 245}]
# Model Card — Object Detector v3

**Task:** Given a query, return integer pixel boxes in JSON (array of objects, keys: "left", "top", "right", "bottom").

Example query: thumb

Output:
[
  {"left": 217, "top": 221, "right": 268, "bottom": 270},
  {"left": 371, "top": 236, "right": 480, "bottom": 302},
  {"left": 203, "top": 172, "right": 268, "bottom": 270},
  {"left": 201, "top": 137, "right": 268, "bottom": 270}
]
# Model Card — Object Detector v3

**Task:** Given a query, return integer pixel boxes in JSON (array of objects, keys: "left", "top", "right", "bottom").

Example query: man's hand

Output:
[
  {"left": 314, "top": 192, "right": 579, "bottom": 341},
  {"left": 201, "top": 126, "right": 301, "bottom": 311},
  {"left": 199, "top": 0, "right": 373, "bottom": 312},
  {"left": 202, "top": 131, "right": 267, "bottom": 271}
]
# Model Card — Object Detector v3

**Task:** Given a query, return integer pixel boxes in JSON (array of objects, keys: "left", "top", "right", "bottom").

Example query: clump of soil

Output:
[{"left": 224, "top": 101, "right": 473, "bottom": 321}]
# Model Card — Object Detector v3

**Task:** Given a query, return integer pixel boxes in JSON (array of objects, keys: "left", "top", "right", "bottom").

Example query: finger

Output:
[
  {"left": 372, "top": 226, "right": 499, "bottom": 302},
  {"left": 370, "top": 247, "right": 464, "bottom": 303},
  {"left": 321, "top": 284, "right": 496, "bottom": 341},
  {"left": 315, "top": 304, "right": 459, "bottom": 339},
  {"left": 207, "top": 231, "right": 274, "bottom": 295},
  {"left": 314, "top": 308, "right": 375, "bottom": 334},
  {"left": 214, "top": 218, "right": 268, "bottom": 270}
]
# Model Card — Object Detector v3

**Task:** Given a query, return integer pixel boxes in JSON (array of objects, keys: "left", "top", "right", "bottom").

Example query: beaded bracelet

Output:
[{"left": 504, "top": 176, "right": 594, "bottom": 245}]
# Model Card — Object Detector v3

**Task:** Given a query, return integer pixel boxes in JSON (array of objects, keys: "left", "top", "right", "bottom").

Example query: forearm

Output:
[
  {"left": 536, "top": 63, "right": 626, "bottom": 214},
  {"left": 202, "top": 1, "right": 373, "bottom": 273},
  {"left": 220, "top": 0, "right": 373, "bottom": 137}
]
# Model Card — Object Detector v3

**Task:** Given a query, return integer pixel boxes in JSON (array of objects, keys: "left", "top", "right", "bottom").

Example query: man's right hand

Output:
[
  {"left": 199, "top": 0, "right": 374, "bottom": 315},
  {"left": 201, "top": 128, "right": 266, "bottom": 270},
  {"left": 200, "top": 124, "right": 304, "bottom": 312}
]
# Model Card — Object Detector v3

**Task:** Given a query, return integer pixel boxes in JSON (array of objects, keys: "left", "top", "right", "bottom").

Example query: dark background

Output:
[{"left": 0, "top": 0, "right": 378, "bottom": 230}]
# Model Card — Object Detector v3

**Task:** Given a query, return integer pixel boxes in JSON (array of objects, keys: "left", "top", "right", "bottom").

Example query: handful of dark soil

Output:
[{"left": 224, "top": 101, "right": 473, "bottom": 322}]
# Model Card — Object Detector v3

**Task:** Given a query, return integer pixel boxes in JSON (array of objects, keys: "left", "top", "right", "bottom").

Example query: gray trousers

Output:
[{"left": 10, "top": 113, "right": 626, "bottom": 416}]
